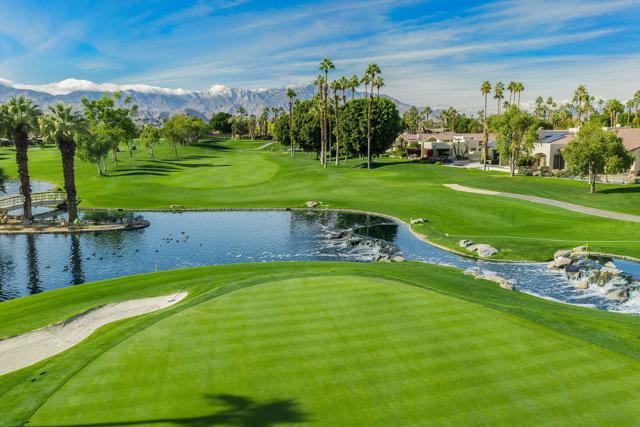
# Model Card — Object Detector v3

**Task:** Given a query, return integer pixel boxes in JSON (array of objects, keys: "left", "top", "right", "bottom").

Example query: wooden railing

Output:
[{"left": 0, "top": 191, "right": 66, "bottom": 211}]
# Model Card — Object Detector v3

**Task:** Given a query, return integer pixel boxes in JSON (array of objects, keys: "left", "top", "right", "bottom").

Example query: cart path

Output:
[{"left": 444, "top": 184, "right": 640, "bottom": 223}]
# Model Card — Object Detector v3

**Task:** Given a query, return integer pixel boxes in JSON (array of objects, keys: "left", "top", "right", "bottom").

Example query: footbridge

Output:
[{"left": 0, "top": 191, "right": 67, "bottom": 212}]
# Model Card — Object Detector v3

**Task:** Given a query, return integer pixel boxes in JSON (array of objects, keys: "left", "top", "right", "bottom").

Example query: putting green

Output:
[{"left": 24, "top": 275, "right": 640, "bottom": 426}]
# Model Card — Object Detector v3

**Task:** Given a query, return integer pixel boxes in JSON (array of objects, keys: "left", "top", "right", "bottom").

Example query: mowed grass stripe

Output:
[{"left": 27, "top": 276, "right": 640, "bottom": 426}]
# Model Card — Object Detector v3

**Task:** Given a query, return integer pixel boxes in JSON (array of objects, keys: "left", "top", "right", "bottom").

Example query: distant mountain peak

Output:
[{"left": 0, "top": 78, "right": 413, "bottom": 123}]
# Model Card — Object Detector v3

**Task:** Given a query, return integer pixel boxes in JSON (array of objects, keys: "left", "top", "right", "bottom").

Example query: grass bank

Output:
[
  {"left": 1, "top": 137, "right": 638, "bottom": 261},
  {"left": 2, "top": 262, "right": 640, "bottom": 426}
]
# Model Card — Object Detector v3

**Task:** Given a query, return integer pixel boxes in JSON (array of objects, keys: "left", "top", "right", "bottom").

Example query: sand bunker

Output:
[{"left": 0, "top": 291, "right": 187, "bottom": 376}]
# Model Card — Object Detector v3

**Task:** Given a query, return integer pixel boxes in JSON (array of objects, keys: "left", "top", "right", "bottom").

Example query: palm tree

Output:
[
  {"left": 330, "top": 80, "right": 342, "bottom": 165},
  {"left": 40, "top": 103, "right": 86, "bottom": 222},
  {"left": 373, "top": 77, "right": 385, "bottom": 97},
  {"left": 286, "top": 88, "right": 297, "bottom": 157},
  {"left": 314, "top": 75, "right": 326, "bottom": 165},
  {"left": 364, "top": 63, "right": 381, "bottom": 169},
  {"left": 446, "top": 107, "right": 458, "bottom": 133},
  {"left": 480, "top": 81, "right": 491, "bottom": 170},
  {"left": 319, "top": 58, "right": 335, "bottom": 167},
  {"left": 338, "top": 76, "right": 349, "bottom": 103},
  {"left": 348, "top": 75, "right": 359, "bottom": 99},
  {"left": 634, "top": 90, "right": 640, "bottom": 126},
  {"left": 572, "top": 85, "right": 588, "bottom": 125},
  {"left": 422, "top": 106, "right": 432, "bottom": 129},
  {"left": 361, "top": 74, "right": 371, "bottom": 97},
  {"left": 545, "top": 97, "right": 555, "bottom": 120},
  {"left": 494, "top": 82, "right": 505, "bottom": 115},
  {"left": 626, "top": 100, "right": 634, "bottom": 125},
  {"left": 516, "top": 82, "right": 524, "bottom": 108},
  {"left": 1, "top": 96, "right": 40, "bottom": 221},
  {"left": 507, "top": 81, "right": 517, "bottom": 104}
]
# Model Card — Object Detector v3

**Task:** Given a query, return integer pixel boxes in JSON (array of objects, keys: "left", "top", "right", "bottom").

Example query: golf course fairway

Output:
[{"left": 2, "top": 262, "right": 640, "bottom": 426}]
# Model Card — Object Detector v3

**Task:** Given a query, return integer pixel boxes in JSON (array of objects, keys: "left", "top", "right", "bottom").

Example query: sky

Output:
[{"left": 0, "top": 0, "right": 639, "bottom": 111}]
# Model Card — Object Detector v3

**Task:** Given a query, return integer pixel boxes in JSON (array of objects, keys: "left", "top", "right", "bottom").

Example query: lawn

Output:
[
  {"left": 2, "top": 262, "right": 640, "bottom": 426},
  {"left": 1, "top": 137, "right": 639, "bottom": 261}
]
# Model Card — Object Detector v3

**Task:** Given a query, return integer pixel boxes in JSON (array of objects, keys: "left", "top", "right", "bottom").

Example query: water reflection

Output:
[
  {"left": 68, "top": 234, "right": 84, "bottom": 286},
  {"left": 26, "top": 234, "right": 42, "bottom": 295}
]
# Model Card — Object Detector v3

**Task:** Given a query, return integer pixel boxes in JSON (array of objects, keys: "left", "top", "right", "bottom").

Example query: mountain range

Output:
[{"left": 0, "top": 79, "right": 414, "bottom": 123}]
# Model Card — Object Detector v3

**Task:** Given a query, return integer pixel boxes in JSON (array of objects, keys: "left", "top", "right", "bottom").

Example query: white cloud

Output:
[{"left": 0, "top": 78, "right": 194, "bottom": 96}]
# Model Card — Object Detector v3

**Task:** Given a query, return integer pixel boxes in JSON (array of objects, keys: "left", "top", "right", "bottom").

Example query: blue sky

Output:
[{"left": 0, "top": 0, "right": 639, "bottom": 110}]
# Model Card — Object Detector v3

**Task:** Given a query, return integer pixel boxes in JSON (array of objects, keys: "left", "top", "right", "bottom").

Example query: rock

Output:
[
  {"left": 554, "top": 256, "right": 572, "bottom": 269},
  {"left": 601, "top": 266, "right": 622, "bottom": 276},
  {"left": 604, "top": 261, "right": 617, "bottom": 269},
  {"left": 499, "top": 281, "right": 514, "bottom": 291},
  {"left": 468, "top": 244, "right": 498, "bottom": 258},
  {"left": 463, "top": 269, "right": 478, "bottom": 278},
  {"left": 410, "top": 218, "right": 425, "bottom": 224},
  {"left": 554, "top": 250, "right": 572, "bottom": 259},
  {"left": 459, "top": 239, "right": 473, "bottom": 248},
  {"left": 564, "top": 264, "right": 581, "bottom": 280},
  {"left": 547, "top": 261, "right": 560, "bottom": 271},
  {"left": 573, "top": 246, "right": 587, "bottom": 253},
  {"left": 574, "top": 280, "right": 589, "bottom": 289},
  {"left": 392, "top": 256, "right": 405, "bottom": 263},
  {"left": 305, "top": 201, "right": 319, "bottom": 208},
  {"left": 605, "top": 289, "right": 629, "bottom": 302}
]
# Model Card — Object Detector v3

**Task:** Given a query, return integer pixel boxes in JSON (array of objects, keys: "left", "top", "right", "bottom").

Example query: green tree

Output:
[
  {"left": 162, "top": 115, "right": 188, "bottom": 156},
  {"left": 338, "top": 76, "right": 349, "bottom": 103},
  {"left": 40, "top": 103, "right": 86, "bottom": 222},
  {"left": 78, "top": 122, "right": 112, "bottom": 175},
  {"left": 0, "top": 96, "right": 41, "bottom": 220},
  {"left": 291, "top": 99, "right": 321, "bottom": 155},
  {"left": 563, "top": 124, "right": 633, "bottom": 193},
  {"left": 572, "top": 85, "right": 588, "bottom": 125},
  {"left": 339, "top": 98, "right": 402, "bottom": 162},
  {"left": 81, "top": 93, "right": 137, "bottom": 163},
  {"left": 330, "top": 79, "right": 343, "bottom": 165},
  {"left": 139, "top": 125, "right": 161, "bottom": 160},
  {"left": 286, "top": 88, "right": 297, "bottom": 157},
  {"left": 490, "top": 106, "right": 537, "bottom": 176},
  {"left": 373, "top": 76, "right": 385, "bottom": 97},
  {"left": 209, "top": 112, "right": 232, "bottom": 134},
  {"left": 273, "top": 114, "right": 291, "bottom": 147},
  {"left": 403, "top": 106, "right": 421, "bottom": 133}
]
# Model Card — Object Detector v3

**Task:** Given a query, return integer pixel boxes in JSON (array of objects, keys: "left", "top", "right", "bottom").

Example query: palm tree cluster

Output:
[{"left": 0, "top": 97, "right": 85, "bottom": 222}]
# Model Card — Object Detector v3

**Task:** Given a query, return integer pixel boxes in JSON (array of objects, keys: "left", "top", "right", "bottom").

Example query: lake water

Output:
[{"left": 1, "top": 182, "right": 639, "bottom": 313}]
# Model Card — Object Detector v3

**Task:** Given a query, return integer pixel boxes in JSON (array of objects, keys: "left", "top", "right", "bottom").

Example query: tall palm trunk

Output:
[
  {"left": 351, "top": 88, "right": 356, "bottom": 99},
  {"left": 367, "top": 84, "right": 374, "bottom": 169},
  {"left": 14, "top": 128, "right": 33, "bottom": 220},
  {"left": 59, "top": 138, "right": 78, "bottom": 222},
  {"left": 333, "top": 92, "right": 341, "bottom": 165},
  {"left": 483, "top": 93, "right": 489, "bottom": 171},
  {"left": 289, "top": 101, "right": 295, "bottom": 158}
]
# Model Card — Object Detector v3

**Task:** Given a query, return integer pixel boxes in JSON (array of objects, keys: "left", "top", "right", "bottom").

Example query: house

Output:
[
  {"left": 395, "top": 132, "right": 496, "bottom": 161},
  {"left": 612, "top": 128, "right": 640, "bottom": 174},
  {"left": 531, "top": 128, "right": 640, "bottom": 175},
  {"left": 531, "top": 130, "right": 573, "bottom": 170}
]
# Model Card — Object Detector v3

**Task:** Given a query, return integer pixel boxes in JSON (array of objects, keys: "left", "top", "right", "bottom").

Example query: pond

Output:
[{"left": 1, "top": 182, "right": 639, "bottom": 313}]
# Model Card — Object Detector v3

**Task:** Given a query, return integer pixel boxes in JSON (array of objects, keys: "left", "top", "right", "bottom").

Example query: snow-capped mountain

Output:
[{"left": 0, "top": 79, "right": 413, "bottom": 123}]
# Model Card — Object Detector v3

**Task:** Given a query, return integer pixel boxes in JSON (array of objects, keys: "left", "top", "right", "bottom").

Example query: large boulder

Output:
[
  {"left": 574, "top": 280, "right": 589, "bottom": 290},
  {"left": 468, "top": 244, "right": 498, "bottom": 258},
  {"left": 605, "top": 289, "right": 629, "bottom": 302},
  {"left": 554, "top": 249, "right": 572, "bottom": 259},
  {"left": 459, "top": 239, "right": 473, "bottom": 248},
  {"left": 410, "top": 218, "right": 425, "bottom": 224},
  {"left": 553, "top": 256, "right": 573, "bottom": 269},
  {"left": 306, "top": 201, "right": 319, "bottom": 208}
]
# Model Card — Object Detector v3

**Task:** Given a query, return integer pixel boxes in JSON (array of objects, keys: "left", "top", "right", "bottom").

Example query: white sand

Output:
[{"left": 0, "top": 291, "right": 187, "bottom": 376}]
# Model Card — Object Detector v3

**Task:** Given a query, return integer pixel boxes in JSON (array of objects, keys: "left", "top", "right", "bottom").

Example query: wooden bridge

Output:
[{"left": 0, "top": 191, "right": 67, "bottom": 212}]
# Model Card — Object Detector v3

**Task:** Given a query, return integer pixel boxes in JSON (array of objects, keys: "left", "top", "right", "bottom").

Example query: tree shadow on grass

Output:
[
  {"left": 31, "top": 394, "right": 308, "bottom": 427},
  {"left": 599, "top": 186, "right": 640, "bottom": 194}
]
